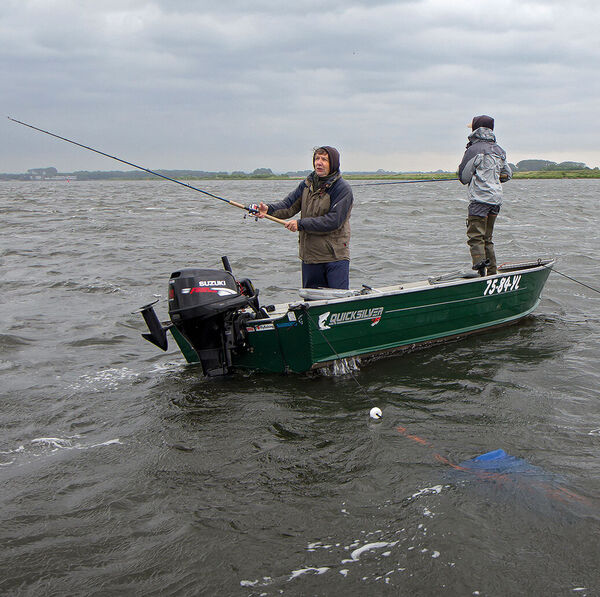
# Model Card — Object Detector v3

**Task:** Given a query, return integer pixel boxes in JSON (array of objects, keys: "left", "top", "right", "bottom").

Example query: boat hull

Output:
[{"left": 170, "top": 261, "right": 553, "bottom": 374}]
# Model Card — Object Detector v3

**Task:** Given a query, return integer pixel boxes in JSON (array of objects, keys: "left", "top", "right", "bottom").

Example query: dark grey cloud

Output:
[{"left": 2, "top": 0, "right": 599, "bottom": 173}]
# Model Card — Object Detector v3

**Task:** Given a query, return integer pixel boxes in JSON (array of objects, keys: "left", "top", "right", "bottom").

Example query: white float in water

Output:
[{"left": 369, "top": 407, "right": 382, "bottom": 420}]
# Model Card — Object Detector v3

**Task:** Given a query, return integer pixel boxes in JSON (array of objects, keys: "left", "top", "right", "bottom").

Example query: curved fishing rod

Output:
[
  {"left": 7, "top": 116, "right": 286, "bottom": 226},
  {"left": 351, "top": 177, "right": 458, "bottom": 187}
]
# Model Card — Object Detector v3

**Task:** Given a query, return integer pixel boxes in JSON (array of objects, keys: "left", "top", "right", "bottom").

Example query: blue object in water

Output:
[
  {"left": 453, "top": 449, "right": 591, "bottom": 512},
  {"left": 473, "top": 448, "right": 507, "bottom": 461},
  {"left": 459, "top": 449, "right": 547, "bottom": 476}
]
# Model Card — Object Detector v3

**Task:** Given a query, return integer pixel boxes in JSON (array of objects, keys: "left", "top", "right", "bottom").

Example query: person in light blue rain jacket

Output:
[{"left": 458, "top": 115, "right": 512, "bottom": 276}]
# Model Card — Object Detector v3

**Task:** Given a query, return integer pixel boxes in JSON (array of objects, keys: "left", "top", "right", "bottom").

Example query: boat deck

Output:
[{"left": 264, "top": 279, "right": 431, "bottom": 319}]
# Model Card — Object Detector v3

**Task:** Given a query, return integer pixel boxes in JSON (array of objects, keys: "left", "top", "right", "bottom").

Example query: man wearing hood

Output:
[
  {"left": 253, "top": 146, "right": 353, "bottom": 289},
  {"left": 458, "top": 115, "right": 512, "bottom": 276}
]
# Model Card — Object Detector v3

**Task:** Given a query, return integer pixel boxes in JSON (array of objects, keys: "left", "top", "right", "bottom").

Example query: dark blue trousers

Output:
[{"left": 301, "top": 260, "right": 350, "bottom": 289}]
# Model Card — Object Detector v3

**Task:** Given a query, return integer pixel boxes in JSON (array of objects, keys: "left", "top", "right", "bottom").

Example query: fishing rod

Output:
[
  {"left": 351, "top": 177, "right": 458, "bottom": 187},
  {"left": 7, "top": 116, "right": 286, "bottom": 226}
]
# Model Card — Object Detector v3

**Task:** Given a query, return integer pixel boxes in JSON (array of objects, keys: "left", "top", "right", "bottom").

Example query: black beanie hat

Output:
[
  {"left": 471, "top": 115, "right": 494, "bottom": 130},
  {"left": 314, "top": 146, "right": 340, "bottom": 174}
]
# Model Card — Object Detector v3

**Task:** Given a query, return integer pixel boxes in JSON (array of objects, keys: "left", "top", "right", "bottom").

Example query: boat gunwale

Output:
[{"left": 257, "top": 258, "right": 555, "bottom": 320}]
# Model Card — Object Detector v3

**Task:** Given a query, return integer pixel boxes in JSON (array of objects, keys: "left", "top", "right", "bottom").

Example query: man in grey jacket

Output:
[{"left": 458, "top": 115, "right": 512, "bottom": 276}]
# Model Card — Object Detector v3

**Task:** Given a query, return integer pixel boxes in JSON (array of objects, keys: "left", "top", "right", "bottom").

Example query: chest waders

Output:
[{"left": 467, "top": 214, "right": 497, "bottom": 276}]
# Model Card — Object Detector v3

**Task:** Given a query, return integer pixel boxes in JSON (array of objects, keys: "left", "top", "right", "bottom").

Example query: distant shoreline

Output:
[
  {"left": 2, "top": 170, "right": 600, "bottom": 182},
  {"left": 346, "top": 170, "right": 600, "bottom": 180}
]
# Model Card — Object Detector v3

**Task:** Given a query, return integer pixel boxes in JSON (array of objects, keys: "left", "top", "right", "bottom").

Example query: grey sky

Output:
[{"left": 2, "top": 0, "right": 599, "bottom": 173}]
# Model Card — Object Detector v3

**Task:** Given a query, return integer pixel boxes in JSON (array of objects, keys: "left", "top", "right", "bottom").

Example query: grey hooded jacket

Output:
[{"left": 458, "top": 127, "right": 512, "bottom": 205}]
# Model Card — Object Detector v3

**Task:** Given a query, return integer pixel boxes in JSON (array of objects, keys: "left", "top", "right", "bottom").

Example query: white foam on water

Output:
[
  {"left": 0, "top": 444, "right": 25, "bottom": 466},
  {"left": 289, "top": 567, "right": 330, "bottom": 580},
  {"left": 410, "top": 484, "right": 445, "bottom": 500},
  {"left": 322, "top": 356, "right": 361, "bottom": 376},
  {"left": 30, "top": 436, "right": 122, "bottom": 452},
  {"left": 350, "top": 541, "right": 398, "bottom": 561},
  {"left": 150, "top": 361, "right": 185, "bottom": 374},
  {"left": 1, "top": 435, "right": 122, "bottom": 467},
  {"left": 88, "top": 438, "right": 122, "bottom": 448},
  {"left": 1, "top": 445, "right": 25, "bottom": 454},
  {"left": 31, "top": 435, "right": 82, "bottom": 450},
  {"left": 239, "top": 526, "right": 436, "bottom": 590},
  {"left": 307, "top": 541, "right": 333, "bottom": 552},
  {"left": 239, "top": 580, "right": 257, "bottom": 587},
  {"left": 70, "top": 367, "right": 140, "bottom": 392},
  {"left": 239, "top": 576, "right": 273, "bottom": 588},
  {"left": 70, "top": 362, "right": 186, "bottom": 395},
  {"left": 239, "top": 492, "right": 447, "bottom": 589}
]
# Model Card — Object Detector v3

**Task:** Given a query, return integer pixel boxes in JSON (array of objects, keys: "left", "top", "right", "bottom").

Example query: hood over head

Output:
[
  {"left": 313, "top": 146, "right": 340, "bottom": 174},
  {"left": 468, "top": 127, "right": 497, "bottom": 144}
]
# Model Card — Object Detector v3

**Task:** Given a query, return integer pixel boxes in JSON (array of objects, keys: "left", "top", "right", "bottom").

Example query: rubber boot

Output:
[
  {"left": 484, "top": 214, "right": 497, "bottom": 275},
  {"left": 467, "top": 216, "right": 486, "bottom": 268},
  {"left": 472, "top": 258, "right": 490, "bottom": 277}
]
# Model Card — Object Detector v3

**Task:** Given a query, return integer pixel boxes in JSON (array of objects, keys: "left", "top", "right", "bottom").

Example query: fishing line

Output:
[
  {"left": 300, "top": 304, "right": 371, "bottom": 397},
  {"left": 351, "top": 178, "right": 457, "bottom": 187},
  {"left": 544, "top": 264, "right": 600, "bottom": 295},
  {"left": 7, "top": 116, "right": 286, "bottom": 225}
]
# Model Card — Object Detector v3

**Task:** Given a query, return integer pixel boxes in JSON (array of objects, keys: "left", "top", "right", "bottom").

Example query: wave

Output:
[
  {"left": 1, "top": 435, "right": 122, "bottom": 467},
  {"left": 0, "top": 334, "right": 32, "bottom": 353}
]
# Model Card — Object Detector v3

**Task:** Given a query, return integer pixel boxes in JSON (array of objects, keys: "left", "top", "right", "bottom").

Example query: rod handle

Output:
[{"left": 229, "top": 200, "right": 287, "bottom": 226}]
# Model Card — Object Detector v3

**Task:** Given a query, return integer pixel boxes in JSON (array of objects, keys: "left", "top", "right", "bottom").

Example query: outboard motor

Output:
[
  {"left": 168, "top": 267, "right": 252, "bottom": 376},
  {"left": 140, "top": 257, "right": 262, "bottom": 376}
]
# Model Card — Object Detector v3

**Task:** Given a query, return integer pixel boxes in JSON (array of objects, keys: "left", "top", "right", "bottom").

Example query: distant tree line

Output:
[
  {"left": 1, "top": 161, "right": 599, "bottom": 181},
  {"left": 513, "top": 159, "right": 596, "bottom": 172},
  {"left": 0, "top": 167, "right": 312, "bottom": 181}
]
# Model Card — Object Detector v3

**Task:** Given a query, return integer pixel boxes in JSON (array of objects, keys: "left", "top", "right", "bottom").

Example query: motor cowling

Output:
[
  {"left": 168, "top": 268, "right": 252, "bottom": 376},
  {"left": 168, "top": 268, "right": 248, "bottom": 320}
]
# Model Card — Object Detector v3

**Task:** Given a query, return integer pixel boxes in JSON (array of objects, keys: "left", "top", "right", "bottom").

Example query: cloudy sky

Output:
[{"left": 2, "top": 0, "right": 599, "bottom": 173}]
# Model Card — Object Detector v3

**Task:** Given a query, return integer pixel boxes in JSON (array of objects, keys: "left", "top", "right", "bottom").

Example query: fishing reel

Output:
[{"left": 245, "top": 203, "right": 260, "bottom": 221}]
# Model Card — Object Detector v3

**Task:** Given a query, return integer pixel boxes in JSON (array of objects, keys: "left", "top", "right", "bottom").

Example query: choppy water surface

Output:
[{"left": 1, "top": 178, "right": 599, "bottom": 596}]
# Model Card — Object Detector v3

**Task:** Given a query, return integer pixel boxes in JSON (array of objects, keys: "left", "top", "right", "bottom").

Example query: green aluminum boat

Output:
[{"left": 140, "top": 258, "right": 554, "bottom": 376}]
